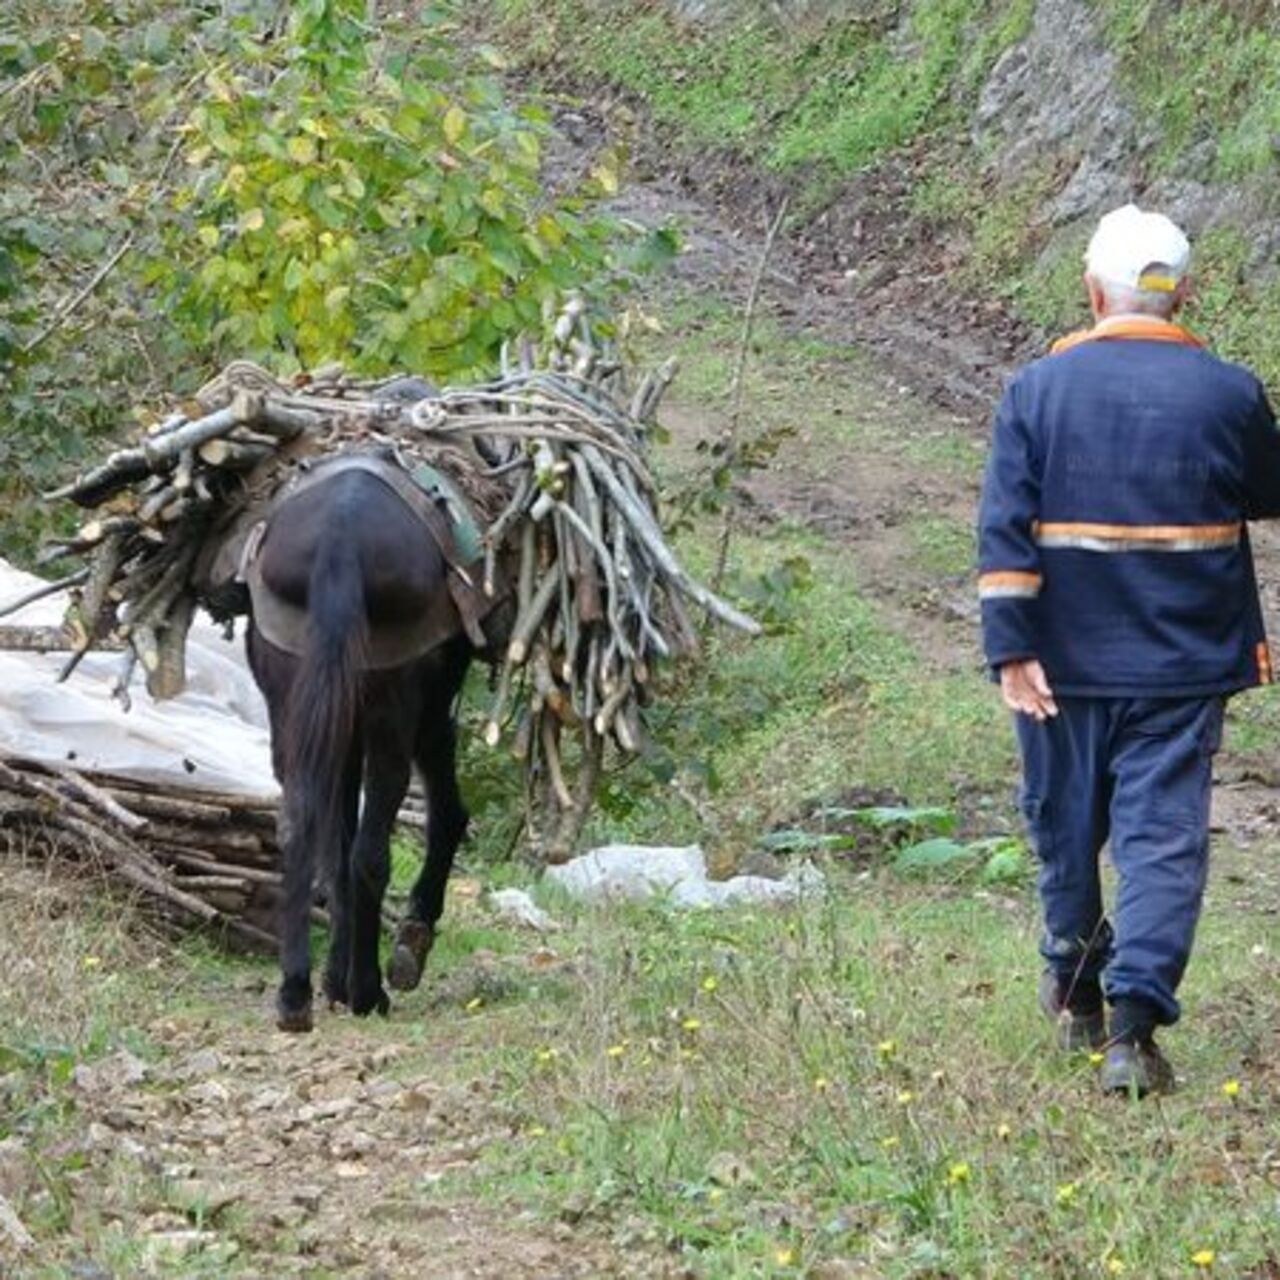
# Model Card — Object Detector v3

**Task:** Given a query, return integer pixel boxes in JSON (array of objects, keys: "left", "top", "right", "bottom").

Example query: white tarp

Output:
[
  {"left": 545, "top": 844, "right": 826, "bottom": 909},
  {"left": 0, "top": 560, "right": 276, "bottom": 796}
]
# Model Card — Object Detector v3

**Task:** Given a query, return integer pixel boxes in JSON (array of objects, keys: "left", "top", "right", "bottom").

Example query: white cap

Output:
[{"left": 1085, "top": 204, "right": 1190, "bottom": 294}]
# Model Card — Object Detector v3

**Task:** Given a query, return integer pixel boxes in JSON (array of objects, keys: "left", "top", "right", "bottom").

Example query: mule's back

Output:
[{"left": 250, "top": 459, "right": 458, "bottom": 669}]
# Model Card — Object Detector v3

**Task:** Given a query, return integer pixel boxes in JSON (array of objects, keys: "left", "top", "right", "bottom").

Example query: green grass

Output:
[
  {"left": 488, "top": 0, "right": 1034, "bottom": 186},
  {"left": 464, "top": 878, "right": 1280, "bottom": 1277}
]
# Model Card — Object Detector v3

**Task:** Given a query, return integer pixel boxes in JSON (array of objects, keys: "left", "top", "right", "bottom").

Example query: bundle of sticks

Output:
[
  {"left": 5, "top": 298, "right": 759, "bottom": 859},
  {"left": 0, "top": 753, "right": 286, "bottom": 951}
]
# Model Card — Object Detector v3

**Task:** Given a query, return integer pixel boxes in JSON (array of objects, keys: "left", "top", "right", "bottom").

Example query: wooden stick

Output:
[
  {"left": 0, "top": 569, "right": 88, "bottom": 619},
  {"left": 713, "top": 196, "right": 790, "bottom": 590}
]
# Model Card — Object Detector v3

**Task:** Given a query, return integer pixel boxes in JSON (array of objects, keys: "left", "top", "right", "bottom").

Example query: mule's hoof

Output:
[
  {"left": 387, "top": 920, "right": 435, "bottom": 992},
  {"left": 323, "top": 972, "right": 349, "bottom": 1009},
  {"left": 276, "top": 1001, "right": 314, "bottom": 1033},
  {"left": 351, "top": 984, "right": 391, "bottom": 1018}
]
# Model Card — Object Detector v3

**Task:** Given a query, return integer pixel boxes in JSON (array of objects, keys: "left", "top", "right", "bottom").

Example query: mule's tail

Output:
[{"left": 283, "top": 529, "right": 367, "bottom": 884}]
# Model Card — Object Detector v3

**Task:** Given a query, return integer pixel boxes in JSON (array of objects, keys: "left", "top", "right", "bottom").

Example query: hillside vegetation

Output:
[{"left": 486, "top": 0, "right": 1280, "bottom": 384}]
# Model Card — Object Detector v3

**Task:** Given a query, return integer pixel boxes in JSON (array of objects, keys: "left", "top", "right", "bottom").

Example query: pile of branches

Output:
[
  {"left": 0, "top": 753, "right": 286, "bottom": 951},
  {"left": 4, "top": 300, "right": 758, "bottom": 860}
]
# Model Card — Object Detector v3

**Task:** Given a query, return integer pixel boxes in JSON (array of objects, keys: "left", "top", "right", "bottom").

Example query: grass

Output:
[
  {"left": 488, "top": 0, "right": 1035, "bottom": 188},
  {"left": 8, "top": 849, "right": 1280, "bottom": 1276}
]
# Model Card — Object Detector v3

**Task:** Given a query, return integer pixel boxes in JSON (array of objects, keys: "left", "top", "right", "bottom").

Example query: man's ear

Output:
[
  {"left": 1170, "top": 277, "right": 1191, "bottom": 315},
  {"left": 1085, "top": 272, "right": 1106, "bottom": 321}
]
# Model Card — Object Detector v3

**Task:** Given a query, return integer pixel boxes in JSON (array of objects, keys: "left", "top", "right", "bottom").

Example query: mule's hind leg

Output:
[
  {"left": 322, "top": 745, "right": 363, "bottom": 1008},
  {"left": 390, "top": 641, "right": 471, "bottom": 992},
  {"left": 276, "top": 779, "right": 318, "bottom": 1031},
  {"left": 347, "top": 703, "right": 415, "bottom": 1017}
]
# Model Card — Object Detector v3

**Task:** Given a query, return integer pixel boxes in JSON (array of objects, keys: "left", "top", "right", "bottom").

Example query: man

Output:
[{"left": 978, "top": 203, "right": 1280, "bottom": 1096}]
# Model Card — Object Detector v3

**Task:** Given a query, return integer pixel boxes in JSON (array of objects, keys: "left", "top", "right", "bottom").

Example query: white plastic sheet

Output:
[
  {"left": 545, "top": 844, "right": 826, "bottom": 909},
  {"left": 0, "top": 560, "right": 276, "bottom": 797}
]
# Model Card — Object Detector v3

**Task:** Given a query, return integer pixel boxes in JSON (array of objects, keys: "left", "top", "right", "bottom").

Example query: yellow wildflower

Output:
[
  {"left": 527, "top": 1125, "right": 546, "bottom": 1138},
  {"left": 1190, "top": 1249, "right": 1215, "bottom": 1269},
  {"left": 774, "top": 1247, "right": 795, "bottom": 1267},
  {"left": 1056, "top": 1182, "right": 1078, "bottom": 1205},
  {"left": 1105, "top": 1257, "right": 1126, "bottom": 1275},
  {"left": 708, "top": 1187, "right": 724, "bottom": 1204},
  {"left": 1222, "top": 1079, "right": 1241, "bottom": 1100},
  {"left": 880, "top": 1136, "right": 900, "bottom": 1150},
  {"left": 996, "top": 1123, "right": 1012, "bottom": 1140},
  {"left": 82, "top": 955, "right": 102, "bottom": 971},
  {"left": 702, "top": 975, "right": 719, "bottom": 993},
  {"left": 1088, "top": 1052, "right": 1105, "bottom": 1067},
  {"left": 535, "top": 1047, "right": 559, "bottom": 1064},
  {"left": 464, "top": 996, "right": 483, "bottom": 1012},
  {"left": 877, "top": 1039, "right": 897, "bottom": 1059},
  {"left": 813, "top": 1076, "right": 831, "bottom": 1092},
  {"left": 607, "top": 1044, "right": 626, "bottom": 1058},
  {"left": 682, "top": 1017, "right": 702, "bottom": 1033},
  {"left": 947, "top": 1161, "right": 971, "bottom": 1185},
  {"left": 896, "top": 1089, "right": 914, "bottom": 1106}
]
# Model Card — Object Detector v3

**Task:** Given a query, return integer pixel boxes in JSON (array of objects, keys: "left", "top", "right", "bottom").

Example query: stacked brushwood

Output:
[
  {"left": 0, "top": 753, "right": 287, "bottom": 952},
  {"left": 2, "top": 300, "right": 759, "bottom": 889}
]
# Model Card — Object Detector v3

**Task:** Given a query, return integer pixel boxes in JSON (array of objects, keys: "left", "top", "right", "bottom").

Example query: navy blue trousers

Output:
[{"left": 1016, "top": 697, "right": 1224, "bottom": 1026}]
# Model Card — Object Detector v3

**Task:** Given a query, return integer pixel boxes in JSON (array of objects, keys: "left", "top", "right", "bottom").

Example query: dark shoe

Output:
[
  {"left": 1100, "top": 1039, "right": 1176, "bottom": 1097},
  {"left": 1039, "top": 970, "right": 1107, "bottom": 1051}
]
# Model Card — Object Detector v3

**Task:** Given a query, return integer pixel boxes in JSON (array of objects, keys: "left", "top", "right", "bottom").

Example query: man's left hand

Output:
[{"left": 1000, "top": 659, "right": 1059, "bottom": 722}]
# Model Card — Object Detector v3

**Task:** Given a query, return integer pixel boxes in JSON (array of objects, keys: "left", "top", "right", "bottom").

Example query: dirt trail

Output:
[{"left": 57, "top": 999, "right": 630, "bottom": 1278}]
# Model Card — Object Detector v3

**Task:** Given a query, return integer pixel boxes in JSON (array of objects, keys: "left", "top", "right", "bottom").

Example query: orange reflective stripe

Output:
[
  {"left": 978, "top": 570, "right": 1043, "bottom": 599},
  {"left": 1050, "top": 317, "right": 1205, "bottom": 355},
  {"left": 1034, "top": 521, "right": 1241, "bottom": 551},
  {"left": 1259, "top": 642, "right": 1274, "bottom": 686}
]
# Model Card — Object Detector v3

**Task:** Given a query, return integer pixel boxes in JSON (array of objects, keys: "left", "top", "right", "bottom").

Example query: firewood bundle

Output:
[
  {"left": 0, "top": 753, "right": 287, "bottom": 951},
  {"left": 5, "top": 299, "right": 759, "bottom": 861}
]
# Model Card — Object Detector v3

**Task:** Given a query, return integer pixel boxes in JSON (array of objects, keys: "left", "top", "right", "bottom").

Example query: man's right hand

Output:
[{"left": 1000, "top": 659, "right": 1059, "bottom": 722}]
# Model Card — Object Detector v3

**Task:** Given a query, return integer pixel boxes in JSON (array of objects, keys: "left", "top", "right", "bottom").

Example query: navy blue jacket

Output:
[{"left": 978, "top": 320, "right": 1280, "bottom": 696}]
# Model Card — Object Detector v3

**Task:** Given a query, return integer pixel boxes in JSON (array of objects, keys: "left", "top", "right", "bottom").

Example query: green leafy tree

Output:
[{"left": 153, "top": 0, "right": 626, "bottom": 379}]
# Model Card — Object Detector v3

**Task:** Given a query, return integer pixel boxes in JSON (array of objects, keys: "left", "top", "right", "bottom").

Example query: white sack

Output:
[{"left": 545, "top": 843, "right": 826, "bottom": 909}]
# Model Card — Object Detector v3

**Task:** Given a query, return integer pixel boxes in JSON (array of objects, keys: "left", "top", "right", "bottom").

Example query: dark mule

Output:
[{"left": 246, "top": 457, "right": 472, "bottom": 1032}]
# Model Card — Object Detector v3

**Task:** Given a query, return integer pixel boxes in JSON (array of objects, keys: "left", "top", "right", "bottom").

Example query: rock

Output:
[
  {"left": 0, "top": 1189, "right": 35, "bottom": 1252},
  {"left": 0, "top": 1136, "right": 30, "bottom": 1202},
  {"left": 707, "top": 1152, "right": 755, "bottom": 1188},
  {"left": 72, "top": 1049, "right": 150, "bottom": 1095},
  {"left": 292, "top": 1185, "right": 323, "bottom": 1214},
  {"left": 179, "top": 1048, "right": 223, "bottom": 1078}
]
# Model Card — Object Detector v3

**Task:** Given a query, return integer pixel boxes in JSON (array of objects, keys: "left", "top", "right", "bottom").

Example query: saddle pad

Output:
[{"left": 410, "top": 462, "right": 485, "bottom": 567}]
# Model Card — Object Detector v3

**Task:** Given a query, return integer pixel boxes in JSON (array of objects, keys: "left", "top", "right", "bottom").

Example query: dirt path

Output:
[{"left": 59, "top": 1000, "right": 628, "bottom": 1277}]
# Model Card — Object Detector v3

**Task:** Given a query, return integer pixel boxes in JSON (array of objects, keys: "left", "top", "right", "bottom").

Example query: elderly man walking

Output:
[{"left": 978, "top": 204, "right": 1280, "bottom": 1095}]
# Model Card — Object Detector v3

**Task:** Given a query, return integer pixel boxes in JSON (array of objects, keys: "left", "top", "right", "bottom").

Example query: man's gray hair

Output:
[{"left": 1090, "top": 274, "right": 1179, "bottom": 319}]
